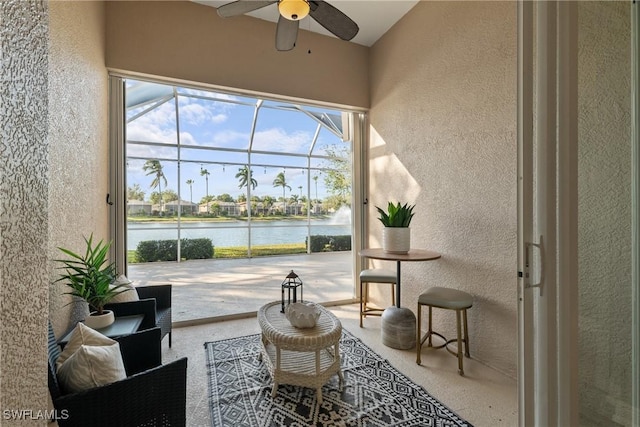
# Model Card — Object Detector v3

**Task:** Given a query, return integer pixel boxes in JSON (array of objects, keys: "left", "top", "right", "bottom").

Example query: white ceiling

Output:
[{"left": 194, "top": 0, "right": 419, "bottom": 47}]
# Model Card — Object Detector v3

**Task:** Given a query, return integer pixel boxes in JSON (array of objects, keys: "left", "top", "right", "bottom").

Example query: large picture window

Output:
[
  {"left": 125, "top": 79, "right": 353, "bottom": 261},
  {"left": 110, "top": 77, "right": 362, "bottom": 322}
]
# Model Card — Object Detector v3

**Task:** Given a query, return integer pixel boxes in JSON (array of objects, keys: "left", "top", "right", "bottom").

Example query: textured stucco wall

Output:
[
  {"left": 0, "top": 0, "right": 108, "bottom": 419},
  {"left": 48, "top": 0, "right": 109, "bottom": 337},
  {"left": 0, "top": 0, "right": 50, "bottom": 421},
  {"left": 578, "top": 2, "right": 632, "bottom": 424},
  {"left": 369, "top": 1, "right": 518, "bottom": 376}
]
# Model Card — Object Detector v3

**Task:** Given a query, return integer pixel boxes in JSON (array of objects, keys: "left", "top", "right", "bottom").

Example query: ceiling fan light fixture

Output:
[{"left": 278, "top": 0, "right": 310, "bottom": 21}]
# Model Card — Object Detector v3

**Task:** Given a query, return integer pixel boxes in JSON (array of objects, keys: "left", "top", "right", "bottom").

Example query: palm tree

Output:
[
  {"left": 298, "top": 185, "right": 304, "bottom": 216},
  {"left": 312, "top": 174, "right": 319, "bottom": 212},
  {"left": 187, "top": 179, "right": 194, "bottom": 214},
  {"left": 272, "top": 172, "right": 291, "bottom": 214},
  {"left": 200, "top": 168, "right": 210, "bottom": 213},
  {"left": 185, "top": 179, "right": 194, "bottom": 214},
  {"left": 235, "top": 165, "right": 257, "bottom": 190},
  {"left": 143, "top": 160, "right": 167, "bottom": 212}
]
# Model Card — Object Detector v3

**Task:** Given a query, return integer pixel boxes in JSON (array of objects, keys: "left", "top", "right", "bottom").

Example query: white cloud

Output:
[
  {"left": 179, "top": 132, "right": 197, "bottom": 146},
  {"left": 127, "top": 124, "right": 175, "bottom": 143},
  {"left": 128, "top": 95, "right": 234, "bottom": 145},
  {"left": 212, "top": 129, "right": 249, "bottom": 147},
  {"left": 127, "top": 101, "right": 177, "bottom": 143},
  {"left": 180, "top": 102, "right": 228, "bottom": 126},
  {"left": 211, "top": 114, "right": 228, "bottom": 124},
  {"left": 126, "top": 144, "right": 176, "bottom": 160},
  {"left": 253, "top": 128, "right": 311, "bottom": 153}
]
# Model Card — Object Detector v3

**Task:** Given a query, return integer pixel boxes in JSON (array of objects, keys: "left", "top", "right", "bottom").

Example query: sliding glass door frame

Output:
[
  {"left": 519, "top": 1, "right": 640, "bottom": 424},
  {"left": 108, "top": 75, "right": 128, "bottom": 275},
  {"left": 517, "top": 1, "right": 579, "bottom": 425}
]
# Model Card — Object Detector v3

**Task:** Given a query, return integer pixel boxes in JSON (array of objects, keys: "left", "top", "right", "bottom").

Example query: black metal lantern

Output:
[{"left": 281, "top": 270, "right": 303, "bottom": 313}]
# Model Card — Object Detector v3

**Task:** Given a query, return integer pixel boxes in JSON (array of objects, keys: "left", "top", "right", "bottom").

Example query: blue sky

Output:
[{"left": 125, "top": 81, "right": 350, "bottom": 204}]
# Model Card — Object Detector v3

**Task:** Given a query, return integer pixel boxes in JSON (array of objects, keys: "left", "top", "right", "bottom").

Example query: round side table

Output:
[
  {"left": 257, "top": 301, "right": 343, "bottom": 403},
  {"left": 359, "top": 248, "right": 442, "bottom": 349}
]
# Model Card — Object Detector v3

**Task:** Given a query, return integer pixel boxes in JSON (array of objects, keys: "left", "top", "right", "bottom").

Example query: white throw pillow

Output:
[
  {"left": 57, "top": 322, "right": 116, "bottom": 369},
  {"left": 57, "top": 343, "right": 127, "bottom": 394},
  {"left": 108, "top": 274, "right": 139, "bottom": 303}
]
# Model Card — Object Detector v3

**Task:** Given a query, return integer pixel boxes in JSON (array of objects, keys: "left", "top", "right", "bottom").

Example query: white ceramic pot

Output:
[
  {"left": 84, "top": 310, "right": 115, "bottom": 329},
  {"left": 285, "top": 302, "right": 321, "bottom": 328},
  {"left": 382, "top": 227, "right": 410, "bottom": 254}
]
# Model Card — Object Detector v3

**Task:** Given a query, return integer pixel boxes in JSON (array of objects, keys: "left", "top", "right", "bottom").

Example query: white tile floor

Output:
[{"left": 162, "top": 303, "right": 518, "bottom": 427}]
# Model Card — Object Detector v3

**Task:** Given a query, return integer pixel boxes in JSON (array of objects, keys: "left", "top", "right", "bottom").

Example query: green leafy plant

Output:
[
  {"left": 375, "top": 202, "right": 415, "bottom": 227},
  {"left": 55, "top": 234, "right": 129, "bottom": 315}
]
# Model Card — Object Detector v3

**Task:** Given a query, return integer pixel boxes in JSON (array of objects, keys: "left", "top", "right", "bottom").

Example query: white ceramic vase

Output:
[
  {"left": 84, "top": 310, "right": 115, "bottom": 329},
  {"left": 382, "top": 227, "right": 411, "bottom": 254},
  {"left": 285, "top": 302, "right": 321, "bottom": 328}
]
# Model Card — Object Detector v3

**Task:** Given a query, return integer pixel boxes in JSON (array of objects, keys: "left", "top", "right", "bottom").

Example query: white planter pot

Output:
[
  {"left": 84, "top": 310, "right": 115, "bottom": 329},
  {"left": 382, "top": 227, "right": 411, "bottom": 254},
  {"left": 285, "top": 302, "right": 321, "bottom": 328}
]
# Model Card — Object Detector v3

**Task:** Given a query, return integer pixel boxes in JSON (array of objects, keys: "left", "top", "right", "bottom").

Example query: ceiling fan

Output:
[{"left": 216, "top": 0, "right": 359, "bottom": 51}]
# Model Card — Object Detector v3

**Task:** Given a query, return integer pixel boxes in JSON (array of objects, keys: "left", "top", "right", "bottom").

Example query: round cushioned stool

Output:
[
  {"left": 359, "top": 269, "right": 396, "bottom": 328},
  {"left": 416, "top": 287, "right": 473, "bottom": 375}
]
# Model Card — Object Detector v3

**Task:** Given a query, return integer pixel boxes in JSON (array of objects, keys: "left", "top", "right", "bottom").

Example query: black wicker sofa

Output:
[{"left": 47, "top": 323, "right": 187, "bottom": 426}]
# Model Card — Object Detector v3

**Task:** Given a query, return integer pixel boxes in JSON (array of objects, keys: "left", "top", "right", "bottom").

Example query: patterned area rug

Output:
[{"left": 205, "top": 330, "right": 473, "bottom": 427}]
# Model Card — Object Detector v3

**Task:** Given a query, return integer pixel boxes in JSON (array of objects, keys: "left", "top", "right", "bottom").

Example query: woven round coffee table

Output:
[{"left": 257, "top": 301, "right": 343, "bottom": 403}]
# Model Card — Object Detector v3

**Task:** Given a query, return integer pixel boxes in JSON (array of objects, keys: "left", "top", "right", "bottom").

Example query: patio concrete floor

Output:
[{"left": 128, "top": 251, "right": 355, "bottom": 323}]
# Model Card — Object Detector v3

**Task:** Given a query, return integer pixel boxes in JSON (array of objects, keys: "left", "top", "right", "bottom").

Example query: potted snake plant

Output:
[
  {"left": 376, "top": 202, "right": 415, "bottom": 254},
  {"left": 55, "top": 234, "right": 131, "bottom": 329}
]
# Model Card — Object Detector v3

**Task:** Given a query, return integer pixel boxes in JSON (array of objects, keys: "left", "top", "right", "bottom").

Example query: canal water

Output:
[{"left": 127, "top": 218, "right": 351, "bottom": 250}]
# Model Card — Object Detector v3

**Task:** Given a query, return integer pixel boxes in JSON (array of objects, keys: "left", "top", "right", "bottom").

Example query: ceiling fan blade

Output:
[
  {"left": 217, "top": 0, "right": 277, "bottom": 18},
  {"left": 308, "top": 0, "right": 359, "bottom": 41},
  {"left": 276, "top": 15, "right": 299, "bottom": 51}
]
